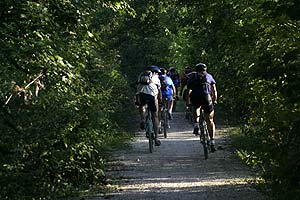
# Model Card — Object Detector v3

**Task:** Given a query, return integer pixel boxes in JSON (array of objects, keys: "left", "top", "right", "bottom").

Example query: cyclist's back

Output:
[
  {"left": 159, "top": 68, "right": 176, "bottom": 120},
  {"left": 168, "top": 67, "right": 180, "bottom": 92},
  {"left": 187, "top": 70, "right": 215, "bottom": 112}
]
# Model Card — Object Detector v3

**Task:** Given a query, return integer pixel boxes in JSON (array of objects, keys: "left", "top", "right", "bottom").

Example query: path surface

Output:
[{"left": 85, "top": 111, "right": 266, "bottom": 200}]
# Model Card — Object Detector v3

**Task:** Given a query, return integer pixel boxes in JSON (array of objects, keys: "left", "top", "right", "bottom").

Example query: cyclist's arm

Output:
[
  {"left": 179, "top": 78, "right": 186, "bottom": 96},
  {"left": 211, "top": 83, "right": 217, "bottom": 103},
  {"left": 185, "top": 88, "right": 192, "bottom": 106}
]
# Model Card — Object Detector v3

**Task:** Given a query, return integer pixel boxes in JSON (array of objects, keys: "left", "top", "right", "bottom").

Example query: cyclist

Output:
[
  {"left": 159, "top": 68, "right": 176, "bottom": 120},
  {"left": 179, "top": 66, "right": 192, "bottom": 103},
  {"left": 186, "top": 63, "right": 217, "bottom": 152},
  {"left": 136, "top": 65, "right": 162, "bottom": 146},
  {"left": 168, "top": 67, "right": 180, "bottom": 100}
]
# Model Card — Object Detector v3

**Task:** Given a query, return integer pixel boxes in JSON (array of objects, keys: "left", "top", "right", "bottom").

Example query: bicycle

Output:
[
  {"left": 145, "top": 105, "right": 154, "bottom": 153},
  {"left": 172, "top": 95, "right": 178, "bottom": 112},
  {"left": 185, "top": 105, "right": 194, "bottom": 124},
  {"left": 160, "top": 97, "right": 170, "bottom": 138},
  {"left": 199, "top": 107, "right": 210, "bottom": 160}
]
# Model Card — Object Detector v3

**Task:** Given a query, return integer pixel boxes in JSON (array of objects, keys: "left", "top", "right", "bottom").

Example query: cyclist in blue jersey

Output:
[
  {"left": 159, "top": 68, "right": 176, "bottom": 120},
  {"left": 186, "top": 63, "right": 218, "bottom": 152}
]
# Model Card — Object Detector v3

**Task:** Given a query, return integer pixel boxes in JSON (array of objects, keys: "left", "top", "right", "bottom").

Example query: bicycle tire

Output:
[
  {"left": 189, "top": 106, "right": 194, "bottom": 124},
  {"left": 146, "top": 109, "right": 154, "bottom": 153},
  {"left": 205, "top": 126, "right": 211, "bottom": 152},
  {"left": 203, "top": 141, "right": 208, "bottom": 159},
  {"left": 200, "top": 126, "right": 208, "bottom": 160},
  {"left": 173, "top": 98, "right": 177, "bottom": 112},
  {"left": 185, "top": 110, "right": 189, "bottom": 119},
  {"left": 148, "top": 129, "right": 153, "bottom": 153},
  {"left": 200, "top": 110, "right": 209, "bottom": 160},
  {"left": 163, "top": 109, "right": 167, "bottom": 138}
]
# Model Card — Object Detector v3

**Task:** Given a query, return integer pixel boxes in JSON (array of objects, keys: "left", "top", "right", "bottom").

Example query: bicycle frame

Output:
[{"left": 185, "top": 105, "right": 194, "bottom": 124}]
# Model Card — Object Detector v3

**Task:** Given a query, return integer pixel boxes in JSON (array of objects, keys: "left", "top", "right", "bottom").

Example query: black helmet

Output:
[
  {"left": 169, "top": 67, "right": 175, "bottom": 72},
  {"left": 184, "top": 66, "right": 191, "bottom": 73},
  {"left": 147, "top": 65, "right": 161, "bottom": 73},
  {"left": 160, "top": 68, "right": 167, "bottom": 75},
  {"left": 195, "top": 63, "right": 207, "bottom": 71}
]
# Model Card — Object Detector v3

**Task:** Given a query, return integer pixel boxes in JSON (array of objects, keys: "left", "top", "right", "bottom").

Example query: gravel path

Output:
[{"left": 85, "top": 111, "right": 266, "bottom": 200}]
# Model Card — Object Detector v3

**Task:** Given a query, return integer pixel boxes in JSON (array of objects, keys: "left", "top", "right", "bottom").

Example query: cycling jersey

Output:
[
  {"left": 159, "top": 75, "right": 174, "bottom": 97},
  {"left": 187, "top": 72, "right": 216, "bottom": 95}
]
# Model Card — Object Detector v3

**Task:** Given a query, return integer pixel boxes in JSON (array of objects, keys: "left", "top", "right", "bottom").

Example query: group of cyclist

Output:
[{"left": 136, "top": 63, "right": 217, "bottom": 151}]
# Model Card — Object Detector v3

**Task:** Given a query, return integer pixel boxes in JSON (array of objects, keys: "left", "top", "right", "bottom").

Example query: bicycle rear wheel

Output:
[
  {"left": 145, "top": 110, "right": 154, "bottom": 153},
  {"left": 189, "top": 106, "right": 194, "bottom": 124},
  {"left": 173, "top": 98, "right": 177, "bottom": 112},
  {"left": 148, "top": 130, "right": 153, "bottom": 153},
  {"left": 202, "top": 139, "right": 208, "bottom": 160},
  {"left": 163, "top": 110, "right": 168, "bottom": 138},
  {"left": 200, "top": 123, "right": 209, "bottom": 160}
]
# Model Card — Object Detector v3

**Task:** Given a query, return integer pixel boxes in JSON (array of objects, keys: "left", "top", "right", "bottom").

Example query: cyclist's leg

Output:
[
  {"left": 148, "top": 95, "right": 161, "bottom": 146},
  {"left": 191, "top": 105, "right": 200, "bottom": 135},
  {"left": 166, "top": 95, "right": 174, "bottom": 119},
  {"left": 206, "top": 111, "right": 216, "bottom": 152},
  {"left": 203, "top": 95, "right": 216, "bottom": 151},
  {"left": 202, "top": 94, "right": 215, "bottom": 140},
  {"left": 193, "top": 105, "right": 200, "bottom": 124},
  {"left": 138, "top": 93, "right": 147, "bottom": 129},
  {"left": 173, "top": 85, "right": 178, "bottom": 111},
  {"left": 205, "top": 110, "right": 215, "bottom": 140},
  {"left": 190, "top": 93, "right": 201, "bottom": 134},
  {"left": 190, "top": 92, "right": 201, "bottom": 122},
  {"left": 151, "top": 111, "right": 159, "bottom": 138},
  {"left": 157, "top": 103, "right": 163, "bottom": 134}
]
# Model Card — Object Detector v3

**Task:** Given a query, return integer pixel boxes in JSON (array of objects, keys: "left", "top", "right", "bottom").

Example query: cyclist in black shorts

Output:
[
  {"left": 186, "top": 63, "right": 218, "bottom": 152},
  {"left": 136, "top": 65, "right": 162, "bottom": 146}
]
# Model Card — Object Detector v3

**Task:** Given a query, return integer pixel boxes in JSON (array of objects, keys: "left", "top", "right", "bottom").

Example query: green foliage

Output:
[
  {"left": 1, "top": 0, "right": 300, "bottom": 199},
  {"left": 0, "top": 0, "right": 135, "bottom": 199},
  {"left": 201, "top": 1, "right": 300, "bottom": 197}
]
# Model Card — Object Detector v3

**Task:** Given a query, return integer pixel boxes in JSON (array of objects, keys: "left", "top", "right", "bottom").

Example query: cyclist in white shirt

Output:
[{"left": 136, "top": 65, "right": 162, "bottom": 146}]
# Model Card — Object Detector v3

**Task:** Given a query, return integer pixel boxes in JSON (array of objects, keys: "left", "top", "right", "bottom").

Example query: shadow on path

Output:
[{"left": 85, "top": 111, "right": 265, "bottom": 200}]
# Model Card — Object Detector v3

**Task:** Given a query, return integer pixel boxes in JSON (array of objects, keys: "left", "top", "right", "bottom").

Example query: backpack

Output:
[
  {"left": 187, "top": 72, "right": 208, "bottom": 90},
  {"left": 169, "top": 71, "right": 179, "bottom": 82},
  {"left": 137, "top": 70, "right": 152, "bottom": 85},
  {"left": 159, "top": 75, "right": 168, "bottom": 91}
]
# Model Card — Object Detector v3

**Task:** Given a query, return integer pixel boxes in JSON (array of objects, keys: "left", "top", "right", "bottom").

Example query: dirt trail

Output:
[{"left": 85, "top": 110, "right": 266, "bottom": 200}]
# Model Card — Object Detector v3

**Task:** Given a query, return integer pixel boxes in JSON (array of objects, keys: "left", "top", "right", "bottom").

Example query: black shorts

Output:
[
  {"left": 190, "top": 92, "right": 214, "bottom": 113},
  {"left": 139, "top": 93, "right": 157, "bottom": 112}
]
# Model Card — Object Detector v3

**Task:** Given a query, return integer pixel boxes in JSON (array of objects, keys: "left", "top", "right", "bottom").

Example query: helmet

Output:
[
  {"left": 147, "top": 65, "right": 161, "bottom": 73},
  {"left": 184, "top": 66, "right": 191, "bottom": 74},
  {"left": 195, "top": 63, "right": 207, "bottom": 71},
  {"left": 169, "top": 67, "right": 175, "bottom": 72},
  {"left": 160, "top": 68, "right": 167, "bottom": 75}
]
